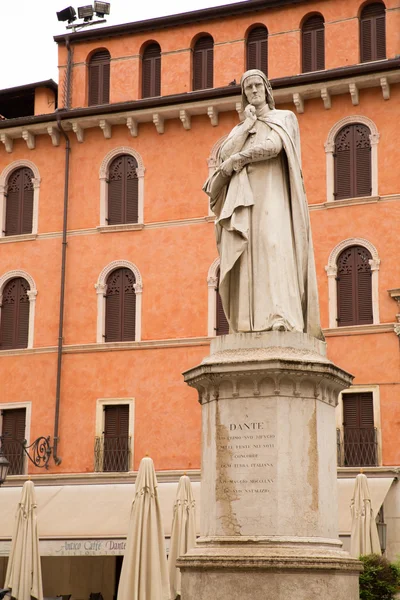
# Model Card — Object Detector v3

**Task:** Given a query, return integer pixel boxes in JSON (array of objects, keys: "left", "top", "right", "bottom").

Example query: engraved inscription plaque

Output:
[{"left": 215, "top": 398, "right": 278, "bottom": 535}]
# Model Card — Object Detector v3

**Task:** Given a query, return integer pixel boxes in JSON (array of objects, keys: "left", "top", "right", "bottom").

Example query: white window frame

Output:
[
  {"left": 336, "top": 385, "right": 382, "bottom": 466},
  {"left": 207, "top": 257, "right": 220, "bottom": 337},
  {"left": 0, "top": 401, "right": 32, "bottom": 475},
  {"left": 324, "top": 115, "right": 379, "bottom": 203},
  {"left": 0, "top": 160, "right": 41, "bottom": 238},
  {"left": 98, "top": 147, "right": 145, "bottom": 228},
  {"left": 95, "top": 260, "right": 143, "bottom": 343},
  {"left": 0, "top": 270, "right": 37, "bottom": 349},
  {"left": 95, "top": 398, "right": 135, "bottom": 472},
  {"left": 325, "top": 238, "right": 380, "bottom": 328}
]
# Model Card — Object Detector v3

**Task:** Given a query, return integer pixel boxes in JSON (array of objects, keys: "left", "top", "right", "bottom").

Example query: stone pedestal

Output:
[{"left": 178, "top": 332, "right": 361, "bottom": 600}]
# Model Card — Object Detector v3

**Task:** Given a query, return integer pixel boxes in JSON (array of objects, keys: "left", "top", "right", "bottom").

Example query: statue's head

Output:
[{"left": 240, "top": 69, "right": 275, "bottom": 110}]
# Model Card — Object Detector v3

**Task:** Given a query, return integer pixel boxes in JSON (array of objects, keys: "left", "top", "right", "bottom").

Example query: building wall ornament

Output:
[
  {"left": 0, "top": 269, "right": 38, "bottom": 348},
  {"left": 325, "top": 115, "right": 379, "bottom": 202},
  {"left": 98, "top": 147, "right": 145, "bottom": 227},
  {"left": 325, "top": 238, "right": 380, "bottom": 328},
  {"left": 95, "top": 260, "right": 143, "bottom": 343}
]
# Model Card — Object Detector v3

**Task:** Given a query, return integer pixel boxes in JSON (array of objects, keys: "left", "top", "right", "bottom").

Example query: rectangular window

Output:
[
  {"left": 94, "top": 404, "right": 130, "bottom": 472},
  {"left": 338, "top": 392, "right": 377, "bottom": 467},
  {"left": 1, "top": 408, "right": 26, "bottom": 474}
]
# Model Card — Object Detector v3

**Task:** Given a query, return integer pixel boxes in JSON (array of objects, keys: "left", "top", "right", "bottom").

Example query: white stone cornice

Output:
[
  {"left": 126, "top": 116, "right": 138, "bottom": 137},
  {"left": 235, "top": 101, "right": 244, "bottom": 121},
  {"left": 0, "top": 134, "right": 13, "bottom": 153},
  {"left": 153, "top": 113, "right": 164, "bottom": 134},
  {"left": 22, "top": 130, "right": 35, "bottom": 150},
  {"left": 321, "top": 87, "right": 331, "bottom": 109},
  {"left": 349, "top": 83, "right": 359, "bottom": 106},
  {"left": 380, "top": 77, "right": 390, "bottom": 100},
  {"left": 72, "top": 121, "right": 84, "bottom": 143},
  {"left": 207, "top": 106, "right": 218, "bottom": 126},
  {"left": 293, "top": 92, "right": 304, "bottom": 114},
  {"left": 99, "top": 119, "right": 112, "bottom": 139},
  {"left": 47, "top": 126, "right": 60, "bottom": 146},
  {"left": 179, "top": 109, "right": 191, "bottom": 130}
]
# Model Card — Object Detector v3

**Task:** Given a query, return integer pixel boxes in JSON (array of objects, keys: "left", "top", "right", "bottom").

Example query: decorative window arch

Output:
[
  {"left": 95, "top": 260, "right": 143, "bottom": 343},
  {"left": 0, "top": 270, "right": 37, "bottom": 349},
  {"left": 99, "top": 147, "right": 145, "bottom": 227},
  {"left": 193, "top": 35, "right": 214, "bottom": 91},
  {"left": 246, "top": 25, "right": 268, "bottom": 75},
  {"left": 325, "top": 238, "right": 380, "bottom": 328},
  {"left": 301, "top": 14, "right": 325, "bottom": 73},
  {"left": 142, "top": 43, "right": 161, "bottom": 98},
  {"left": 0, "top": 160, "right": 40, "bottom": 238},
  {"left": 88, "top": 49, "right": 111, "bottom": 106},
  {"left": 207, "top": 258, "right": 229, "bottom": 336},
  {"left": 324, "top": 116, "right": 379, "bottom": 202}
]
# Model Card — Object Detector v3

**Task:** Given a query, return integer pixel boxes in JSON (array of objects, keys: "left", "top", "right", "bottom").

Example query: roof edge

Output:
[
  {"left": 54, "top": 0, "right": 309, "bottom": 44},
  {"left": 0, "top": 79, "right": 58, "bottom": 97},
  {"left": 1, "top": 58, "right": 398, "bottom": 130}
]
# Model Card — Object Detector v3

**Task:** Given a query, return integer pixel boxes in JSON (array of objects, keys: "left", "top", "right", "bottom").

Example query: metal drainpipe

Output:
[{"left": 52, "top": 38, "right": 72, "bottom": 466}]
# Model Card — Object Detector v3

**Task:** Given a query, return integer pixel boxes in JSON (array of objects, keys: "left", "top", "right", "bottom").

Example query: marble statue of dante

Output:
[{"left": 203, "top": 69, "right": 323, "bottom": 340}]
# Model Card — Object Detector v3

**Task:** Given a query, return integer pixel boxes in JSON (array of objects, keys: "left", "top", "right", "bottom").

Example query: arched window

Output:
[
  {"left": 0, "top": 277, "right": 30, "bottom": 349},
  {"left": 5, "top": 167, "right": 34, "bottom": 236},
  {"left": 336, "top": 246, "right": 373, "bottom": 327},
  {"left": 88, "top": 50, "right": 111, "bottom": 106},
  {"left": 302, "top": 15, "right": 325, "bottom": 73},
  {"left": 105, "top": 268, "right": 136, "bottom": 342},
  {"left": 142, "top": 43, "right": 161, "bottom": 98},
  {"left": 334, "top": 123, "right": 371, "bottom": 200},
  {"left": 360, "top": 3, "right": 386, "bottom": 63},
  {"left": 193, "top": 36, "right": 214, "bottom": 91},
  {"left": 246, "top": 26, "right": 268, "bottom": 75},
  {"left": 107, "top": 155, "right": 139, "bottom": 225},
  {"left": 216, "top": 267, "right": 229, "bottom": 336}
]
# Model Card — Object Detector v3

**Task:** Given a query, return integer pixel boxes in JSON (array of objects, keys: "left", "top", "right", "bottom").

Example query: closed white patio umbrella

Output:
[
  {"left": 350, "top": 473, "right": 381, "bottom": 557},
  {"left": 168, "top": 475, "right": 196, "bottom": 599},
  {"left": 117, "top": 456, "right": 170, "bottom": 600},
  {"left": 5, "top": 480, "right": 43, "bottom": 600}
]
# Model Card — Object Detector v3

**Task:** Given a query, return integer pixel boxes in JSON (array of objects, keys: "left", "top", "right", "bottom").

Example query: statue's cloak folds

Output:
[{"left": 203, "top": 109, "right": 324, "bottom": 340}]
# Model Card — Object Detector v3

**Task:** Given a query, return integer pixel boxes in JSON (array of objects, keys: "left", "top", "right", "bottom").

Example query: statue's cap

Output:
[{"left": 240, "top": 69, "right": 275, "bottom": 110}]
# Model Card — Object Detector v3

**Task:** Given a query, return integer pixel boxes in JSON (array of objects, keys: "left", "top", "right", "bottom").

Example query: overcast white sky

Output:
[{"left": 1, "top": 0, "right": 246, "bottom": 90}]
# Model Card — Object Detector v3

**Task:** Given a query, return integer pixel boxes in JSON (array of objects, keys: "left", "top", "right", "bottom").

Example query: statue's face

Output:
[{"left": 243, "top": 75, "right": 266, "bottom": 108}]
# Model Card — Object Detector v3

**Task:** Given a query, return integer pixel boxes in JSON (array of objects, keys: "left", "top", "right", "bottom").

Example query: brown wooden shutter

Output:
[
  {"left": 108, "top": 155, "right": 139, "bottom": 225},
  {"left": 142, "top": 43, "right": 161, "bottom": 98},
  {"left": 336, "top": 246, "right": 373, "bottom": 327},
  {"left": 105, "top": 268, "right": 136, "bottom": 342},
  {"left": 216, "top": 268, "right": 229, "bottom": 335},
  {"left": 88, "top": 50, "right": 111, "bottom": 106},
  {"left": 193, "top": 36, "right": 214, "bottom": 90},
  {"left": 360, "top": 3, "right": 386, "bottom": 62},
  {"left": 246, "top": 26, "right": 268, "bottom": 75},
  {"left": 1, "top": 408, "right": 26, "bottom": 475},
  {"left": 342, "top": 392, "right": 375, "bottom": 466},
  {"left": 0, "top": 278, "right": 30, "bottom": 349},
  {"left": 5, "top": 167, "right": 34, "bottom": 236},
  {"left": 334, "top": 124, "right": 371, "bottom": 200},
  {"left": 302, "top": 15, "right": 325, "bottom": 73},
  {"left": 103, "top": 404, "right": 129, "bottom": 472}
]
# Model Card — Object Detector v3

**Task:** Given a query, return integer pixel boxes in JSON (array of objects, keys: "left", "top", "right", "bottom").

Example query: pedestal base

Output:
[{"left": 181, "top": 332, "right": 361, "bottom": 599}]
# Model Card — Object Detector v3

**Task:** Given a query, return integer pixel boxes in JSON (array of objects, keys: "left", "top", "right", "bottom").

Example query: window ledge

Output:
[
  {"left": 0, "top": 233, "right": 37, "bottom": 243},
  {"left": 97, "top": 223, "right": 144, "bottom": 233},
  {"left": 323, "top": 323, "right": 395, "bottom": 336},
  {"left": 337, "top": 467, "right": 399, "bottom": 478}
]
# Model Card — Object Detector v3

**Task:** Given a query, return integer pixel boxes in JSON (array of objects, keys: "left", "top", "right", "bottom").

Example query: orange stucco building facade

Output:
[{"left": 0, "top": 0, "right": 399, "bottom": 594}]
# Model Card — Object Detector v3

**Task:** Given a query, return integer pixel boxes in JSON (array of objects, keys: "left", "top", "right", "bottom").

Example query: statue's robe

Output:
[{"left": 204, "top": 106, "right": 324, "bottom": 340}]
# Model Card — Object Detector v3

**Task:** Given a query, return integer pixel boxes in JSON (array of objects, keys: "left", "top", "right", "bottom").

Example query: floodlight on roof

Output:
[
  {"left": 56, "top": 6, "right": 77, "bottom": 23},
  {"left": 94, "top": 1, "right": 110, "bottom": 17},
  {"left": 78, "top": 4, "right": 94, "bottom": 20}
]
